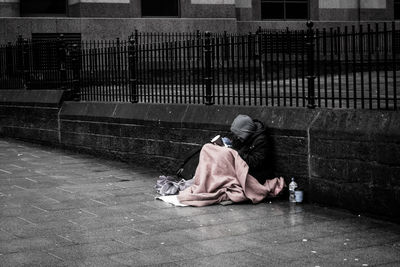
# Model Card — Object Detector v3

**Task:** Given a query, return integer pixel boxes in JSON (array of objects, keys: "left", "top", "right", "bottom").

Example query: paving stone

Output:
[
  {"left": 175, "top": 251, "right": 277, "bottom": 267},
  {"left": 116, "top": 228, "right": 198, "bottom": 250},
  {"left": 0, "top": 251, "right": 63, "bottom": 266},
  {"left": 58, "top": 256, "right": 130, "bottom": 267},
  {"left": 0, "top": 138, "right": 399, "bottom": 266},
  {"left": 110, "top": 245, "right": 204, "bottom": 266},
  {"left": 297, "top": 245, "right": 400, "bottom": 266},
  {"left": 183, "top": 235, "right": 262, "bottom": 256},
  {"left": 46, "top": 240, "right": 135, "bottom": 260},
  {"left": 50, "top": 225, "right": 147, "bottom": 245},
  {"left": 0, "top": 236, "right": 63, "bottom": 254}
]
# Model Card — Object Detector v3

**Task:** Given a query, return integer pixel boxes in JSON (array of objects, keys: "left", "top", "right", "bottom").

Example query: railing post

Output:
[
  {"left": 134, "top": 29, "right": 139, "bottom": 44},
  {"left": 306, "top": 21, "right": 316, "bottom": 109},
  {"left": 223, "top": 31, "right": 228, "bottom": 60},
  {"left": 22, "top": 38, "right": 31, "bottom": 90},
  {"left": 5, "top": 41, "right": 13, "bottom": 77},
  {"left": 204, "top": 31, "right": 214, "bottom": 105},
  {"left": 128, "top": 34, "right": 138, "bottom": 103},
  {"left": 16, "top": 35, "right": 24, "bottom": 75},
  {"left": 57, "top": 34, "right": 67, "bottom": 90},
  {"left": 116, "top": 37, "right": 121, "bottom": 84},
  {"left": 71, "top": 44, "right": 81, "bottom": 101}
]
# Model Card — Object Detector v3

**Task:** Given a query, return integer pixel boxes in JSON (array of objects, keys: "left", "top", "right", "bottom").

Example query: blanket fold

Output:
[{"left": 177, "top": 143, "right": 285, "bottom": 206}]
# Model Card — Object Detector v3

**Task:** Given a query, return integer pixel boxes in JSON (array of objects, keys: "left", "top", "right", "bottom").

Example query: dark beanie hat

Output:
[{"left": 230, "top": 114, "right": 256, "bottom": 141}]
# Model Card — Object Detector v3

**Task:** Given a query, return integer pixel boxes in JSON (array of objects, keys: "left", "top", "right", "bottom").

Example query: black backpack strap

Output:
[
  {"left": 180, "top": 147, "right": 201, "bottom": 167},
  {"left": 176, "top": 147, "right": 202, "bottom": 176}
]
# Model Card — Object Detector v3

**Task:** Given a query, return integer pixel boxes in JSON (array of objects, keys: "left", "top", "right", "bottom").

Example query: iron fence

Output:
[{"left": 0, "top": 22, "right": 399, "bottom": 110}]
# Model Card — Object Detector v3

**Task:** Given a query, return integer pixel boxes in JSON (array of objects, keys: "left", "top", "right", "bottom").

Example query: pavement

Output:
[{"left": 0, "top": 138, "right": 399, "bottom": 267}]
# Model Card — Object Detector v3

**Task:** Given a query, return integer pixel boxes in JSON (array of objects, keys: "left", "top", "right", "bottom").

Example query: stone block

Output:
[
  {"left": 109, "top": 136, "right": 124, "bottom": 152},
  {"left": 339, "top": 182, "right": 374, "bottom": 212},
  {"left": 374, "top": 142, "right": 400, "bottom": 166},
  {"left": 125, "top": 138, "right": 148, "bottom": 154},
  {"left": 258, "top": 108, "right": 319, "bottom": 137},
  {"left": 311, "top": 109, "right": 398, "bottom": 142},
  {"left": 311, "top": 139, "right": 400, "bottom": 166},
  {"left": 55, "top": 18, "right": 82, "bottom": 33},
  {"left": 37, "top": 129, "right": 59, "bottom": 145},
  {"left": 80, "top": 18, "right": 128, "bottom": 40},
  {"left": 0, "top": 90, "right": 65, "bottom": 107},
  {"left": 120, "top": 125, "right": 183, "bottom": 143},
  {"left": 85, "top": 103, "right": 118, "bottom": 122},
  {"left": 346, "top": 160, "right": 374, "bottom": 183},
  {"left": 112, "top": 103, "right": 150, "bottom": 124},
  {"left": 119, "top": 124, "right": 142, "bottom": 139},
  {"left": 371, "top": 165, "right": 400, "bottom": 187},
  {"left": 370, "top": 187, "right": 400, "bottom": 219},
  {"left": 274, "top": 154, "right": 309, "bottom": 178},
  {"left": 103, "top": 122, "right": 122, "bottom": 137},
  {"left": 2, "top": 19, "right": 32, "bottom": 43},
  {"left": 125, "top": 153, "right": 179, "bottom": 174},
  {"left": 89, "top": 121, "right": 115, "bottom": 137},
  {"left": 92, "top": 135, "right": 111, "bottom": 151},
  {"left": 311, "top": 139, "right": 373, "bottom": 161},
  {"left": 144, "top": 140, "right": 197, "bottom": 160},
  {"left": 126, "top": 18, "right": 237, "bottom": 34},
  {"left": 145, "top": 103, "right": 187, "bottom": 128},
  {"left": 17, "top": 127, "right": 41, "bottom": 141},
  {"left": 60, "top": 131, "right": 85, "bottom": 146},
  {"left": 272, "top": 135, "right": 308, "bottom": 155},
  {"left": 310, "top": 157, "right": 349, "bottom": 182},
  {"left": 60, "top": 102, "right": 89, "bottom": 119},
  {"left": 31, "top": 18, "right": 57, "bottom": 34},
  {"left": 308, "top": 178, "right": 341, "bottom": 205},
  {"left": 61, "top": 120, "right": 87, "bottom": 134}
]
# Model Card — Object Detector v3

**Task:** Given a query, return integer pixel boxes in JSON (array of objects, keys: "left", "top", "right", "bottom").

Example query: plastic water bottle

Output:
[{"left": 289, "top": 177, "right": 297, "bottom": 203}]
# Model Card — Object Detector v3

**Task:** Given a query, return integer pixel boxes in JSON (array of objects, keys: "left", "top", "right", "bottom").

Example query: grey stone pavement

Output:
[{"left": 1, "top": 138, "right": 400, "bottom": 267}]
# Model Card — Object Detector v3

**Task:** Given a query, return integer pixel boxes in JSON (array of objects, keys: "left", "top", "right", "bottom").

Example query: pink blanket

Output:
[{"left": 177, "top": 143, "right": 285, "bottom": 206}]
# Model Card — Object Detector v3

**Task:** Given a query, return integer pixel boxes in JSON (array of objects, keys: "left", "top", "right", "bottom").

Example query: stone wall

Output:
[
  {"left": 309, "top": 109, "right": 400, "bottom": 219},
  {"left": 0, "top": 90, "right": 399, "bottom": 221},
  {"left": 0, "top": 90, "right": 65, "bottom": 145},
  {"left": 0, "top": 17, "right": 237, "bottom": 43},
  {"left": 58, "top": 103, "right": 316, "bottom": 191},
  {"left": 2, "top": 17, "right": 399, "bottom": 44}
]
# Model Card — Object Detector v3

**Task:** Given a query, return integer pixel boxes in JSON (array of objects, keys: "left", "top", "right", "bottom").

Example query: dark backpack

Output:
[{"left": 176, "top": 147, "right": 201, "bottom": 180}]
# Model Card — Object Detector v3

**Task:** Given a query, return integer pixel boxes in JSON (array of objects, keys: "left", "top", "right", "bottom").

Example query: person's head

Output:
[{"left": 230, "top": 114, "right": 256, "bottom": 142}]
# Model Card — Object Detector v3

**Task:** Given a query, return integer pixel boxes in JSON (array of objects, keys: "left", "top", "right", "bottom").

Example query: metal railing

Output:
[{"left": 0, "top": 22, "right": 398, "bottom": 110}]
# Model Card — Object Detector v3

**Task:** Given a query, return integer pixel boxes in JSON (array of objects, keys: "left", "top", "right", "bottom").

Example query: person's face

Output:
[{"left": 232, "top": 135, "right": 244, "bottom": 143}]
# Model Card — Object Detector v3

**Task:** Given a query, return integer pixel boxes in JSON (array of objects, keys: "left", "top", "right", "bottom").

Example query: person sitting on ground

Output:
[
  {"left": 230, "top": 114, "right": 268, "bottom": 184},
  {"left": 173, "top": 114, "right": 283, "bottom": 207}
]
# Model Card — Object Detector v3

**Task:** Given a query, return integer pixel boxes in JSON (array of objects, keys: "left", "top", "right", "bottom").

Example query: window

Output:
[
  {"left": 395, "top": 0, "right": 400, "bottom": 20},
  {"left": 20, "top": 0, "right": 67, "bottom": 16},
  {"left": 141, "top": 0, "right": 179, "bottom": 17},
  {"left": 261, "top": 0, "right": 308, "bottom": 20}
]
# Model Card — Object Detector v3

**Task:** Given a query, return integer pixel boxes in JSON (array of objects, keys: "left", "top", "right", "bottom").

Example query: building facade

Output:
[
  {"left": 1, "top": 0, "right": 399, "bottom": 21},
  {"left": 0, "top": 0, "right": 399, "bottom": 43}
]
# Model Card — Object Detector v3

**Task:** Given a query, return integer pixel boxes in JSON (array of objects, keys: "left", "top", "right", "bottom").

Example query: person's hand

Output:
[{"left": 211, "top": 135, "right": 224, "bottom": 146}]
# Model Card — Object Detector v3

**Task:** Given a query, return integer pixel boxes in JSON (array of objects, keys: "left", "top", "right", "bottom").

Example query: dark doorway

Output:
[
  {"left": 20, "top": 0, "right": 67, "bottom": 16},
  {"left": 395, "top": 0, "right": 400, "bottom": 20},
  {"left": 141, "top": 0, "right": 179, "bottom": 17}
]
